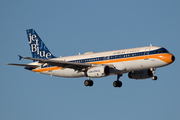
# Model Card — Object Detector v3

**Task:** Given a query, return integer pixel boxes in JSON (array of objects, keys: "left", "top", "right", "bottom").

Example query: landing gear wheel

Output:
[
  {"left": 89, "top": 80, "right": 94, "bottom": 86},
  {"left": 84, "top": 80, "right": 94, "bottom": 87},
  {"left": 117, "top": 81, "right": 122, "bottom": 87},
  {"left": 150, "top": 68, "right": 157, "bottom": 81},
  {"left": 152, "top": 76, "right": 158, "bottom": 80},
  {"left": 113, "top": 81, "right": 117, "bottom": 87},
  {"left": 113, "top": 81, "right": 122, "bottom": 88},
  {"left": 84, "top": 80, "right": 89, "bottom": 86}
]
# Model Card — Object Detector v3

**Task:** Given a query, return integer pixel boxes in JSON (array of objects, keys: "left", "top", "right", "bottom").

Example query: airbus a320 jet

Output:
[{"left": 7, "top": 29, "right": 175, "bottom": 88}]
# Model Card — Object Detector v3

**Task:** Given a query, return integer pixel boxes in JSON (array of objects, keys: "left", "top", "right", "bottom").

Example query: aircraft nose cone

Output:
[
  {"left": 171, "top": 55, "right": 175, "bottom": 62},
  {"left": 162, "top": 54, "right": 175, "bottom": 64}
]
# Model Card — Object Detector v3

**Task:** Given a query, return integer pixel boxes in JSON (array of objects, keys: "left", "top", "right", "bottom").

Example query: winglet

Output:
[{"left": 18, "top": 55, "right": 23, "bottom": 61}]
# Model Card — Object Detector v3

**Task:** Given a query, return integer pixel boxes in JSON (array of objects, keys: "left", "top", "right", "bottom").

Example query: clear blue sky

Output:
[{"left": 1, "top": 0, "right": 180, "bottom": 120}]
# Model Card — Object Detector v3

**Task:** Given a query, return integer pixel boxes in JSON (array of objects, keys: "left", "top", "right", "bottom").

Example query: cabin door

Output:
[{"left": 144, "top": 48, "right": 151, "bottom": 60}]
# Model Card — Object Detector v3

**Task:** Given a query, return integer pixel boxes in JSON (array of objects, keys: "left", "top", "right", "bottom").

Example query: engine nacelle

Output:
[
  {"left": 128, "top": 69, "right": 153, "bottom": 80},
  {"left": 87, "top": 66, "right": 110, "bottom": 78}
]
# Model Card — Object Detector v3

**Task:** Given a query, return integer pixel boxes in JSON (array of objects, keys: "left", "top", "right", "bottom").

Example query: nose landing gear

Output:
[
  {"left": 152, "top": 76, "right": 158, "bottom": 80},
  {"left": 150, "top": 68, "right": 158, "bottom": 80}
]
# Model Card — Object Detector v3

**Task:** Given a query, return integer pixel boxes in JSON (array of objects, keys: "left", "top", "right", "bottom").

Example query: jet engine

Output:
[
  {"left": 128, "top": 69, "right": 153, "bottom": 80},
  {"left": 86, "top": 66, "right": 110, "bottom": 78}
]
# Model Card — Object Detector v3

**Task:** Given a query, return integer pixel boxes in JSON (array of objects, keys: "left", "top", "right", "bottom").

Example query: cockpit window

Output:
[
  {"left": 155, "top": 48, "right": 169, "bottom": 54},
  {"left": 162, "top": 48, "right": 169, "bottom": 53}
]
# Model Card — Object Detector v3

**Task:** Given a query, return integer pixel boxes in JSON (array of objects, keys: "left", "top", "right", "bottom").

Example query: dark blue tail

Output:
[{"left": 26, "top": 29, "right": 56, "bottom": 61}]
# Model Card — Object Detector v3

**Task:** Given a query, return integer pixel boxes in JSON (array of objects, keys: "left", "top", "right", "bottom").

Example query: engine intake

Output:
[{"left": 87, "top": 66, "right": 110, "bottom": 78}]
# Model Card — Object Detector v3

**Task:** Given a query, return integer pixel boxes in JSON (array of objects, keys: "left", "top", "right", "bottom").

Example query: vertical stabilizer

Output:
[{"left": 26, "top": 29, "right": 56, "bottom": 61}]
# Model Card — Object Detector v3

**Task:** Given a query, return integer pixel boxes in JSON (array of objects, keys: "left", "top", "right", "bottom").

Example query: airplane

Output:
[{"left": 7, "top": 29, "right": 175, "bottom": 88}]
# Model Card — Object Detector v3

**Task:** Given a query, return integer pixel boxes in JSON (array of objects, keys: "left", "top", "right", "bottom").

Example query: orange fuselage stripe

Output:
[{"left": 32, "top": 53, "right": 173, "bottom": 73}]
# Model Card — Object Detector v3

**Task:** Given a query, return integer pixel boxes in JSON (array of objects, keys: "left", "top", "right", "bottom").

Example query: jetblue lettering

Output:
[{"left": 28, "top": 33, "right": 52, "bottom": 59}]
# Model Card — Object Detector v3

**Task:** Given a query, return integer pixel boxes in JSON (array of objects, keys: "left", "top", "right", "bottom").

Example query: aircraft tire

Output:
[
  {"left": 117, "top": 81, "right": 122, "bottom": 87},
  {"left": 89, "top": 80, "right": 93, "bottom": 86},
  {"left": 152, "top": 76, "right": 158, "bottom": 80},
  {"left": 84, "top": 80, "right": 89, "bottom": 86},
  {"left": 113, "top": 81, "right": 118, "bottom": 87},
  {"left": 113, "top": 81, "right": 122, "bottom": 88},
  {"left": 84, "top": 80, "right": 93, "bottom": 87}
]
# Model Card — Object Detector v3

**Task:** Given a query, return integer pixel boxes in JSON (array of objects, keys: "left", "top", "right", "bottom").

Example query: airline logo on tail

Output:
[{"left": 26, "top": 29, "right": 55, "bottom": 60}]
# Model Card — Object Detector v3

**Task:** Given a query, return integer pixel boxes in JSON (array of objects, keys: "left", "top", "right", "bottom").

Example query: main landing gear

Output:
[
  {"left": 84, "top": 77, "right": 94, "bottom": 87},
  {"left": 113, "top": 74, "right": 123, "bottom": 88},
  {"left": 84, "top": 74, "right": 123, "bottom": 88}
]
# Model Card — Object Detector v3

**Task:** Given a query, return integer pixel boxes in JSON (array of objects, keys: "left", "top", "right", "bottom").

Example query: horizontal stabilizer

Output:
[
  {"left": 6, "top": 63, "right": 39, "bottom": 68},
  {"left": 18, "top": 55, "right": 23, "bottom": 61}
]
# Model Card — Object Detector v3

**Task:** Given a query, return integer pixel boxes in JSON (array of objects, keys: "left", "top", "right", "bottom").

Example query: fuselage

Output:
[{"left": 28, "top": 46, "right": 175, "bottom": 78}]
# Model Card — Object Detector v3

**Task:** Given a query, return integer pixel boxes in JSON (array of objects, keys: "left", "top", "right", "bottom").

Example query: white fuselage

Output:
[{"left": 29, "top": 46, "right": 174, "bottom": 78}]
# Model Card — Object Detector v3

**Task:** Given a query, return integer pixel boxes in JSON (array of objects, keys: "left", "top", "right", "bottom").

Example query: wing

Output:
[
  {"left": 22, "top": 57, "right": 92, "bottom": 70},
  {"left": 6, "top": 63, "right": 39, "bottom": 68}
]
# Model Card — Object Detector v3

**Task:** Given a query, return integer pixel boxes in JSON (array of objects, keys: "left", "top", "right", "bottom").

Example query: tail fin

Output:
[{"left": 26, "top": 29, "right": 56, "bottom": 61}]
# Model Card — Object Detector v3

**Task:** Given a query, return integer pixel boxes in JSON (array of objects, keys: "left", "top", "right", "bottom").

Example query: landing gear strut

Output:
[
  {"left": 113, "top": 74, "right": 122, "bottom": 88},
  {"left": 150, "top": 68, "right": 158, "bottom": 80},
  {"left": 84, "top": 77, "right": 94, "bottom": 87}
]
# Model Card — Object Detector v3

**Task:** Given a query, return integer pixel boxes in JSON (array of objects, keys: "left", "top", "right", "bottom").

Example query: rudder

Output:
[{"left": 26, "top": 29, "right": 56, "bottom": 61}]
